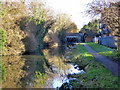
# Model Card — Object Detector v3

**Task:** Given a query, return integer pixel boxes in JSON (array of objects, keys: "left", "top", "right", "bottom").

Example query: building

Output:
[
  {"left": 85, "top": 35, "right": 93, "bottom": 42},
  {"left": 65, "top": 33, "right": 83, "bottom": 45},
  {"left": 98, "top": 23, "right": 117, "bottom": 48}
]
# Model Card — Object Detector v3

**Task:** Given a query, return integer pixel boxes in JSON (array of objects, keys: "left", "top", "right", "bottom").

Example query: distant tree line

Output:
[{"left": 80, "top": 19, "right": 100, "bottom": 40}]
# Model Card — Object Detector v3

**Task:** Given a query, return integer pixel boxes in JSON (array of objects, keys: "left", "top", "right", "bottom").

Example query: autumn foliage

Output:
[{"left": 0, "top": 1, "right": 78, "bottom": 55}]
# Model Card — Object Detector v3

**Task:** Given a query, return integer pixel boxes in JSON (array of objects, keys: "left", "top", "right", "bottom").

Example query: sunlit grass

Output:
[
  {"left": 84, "top": 53, "right": 93, "bottom": 57},
  {"left": 86, "top": 42, "right": 118, "bottom": 60},
  {"left": 65, "top": 43, "right": 119, "bottom": 88},
  {"left": 68, "top": 43, "right": 94, "bottom": 66},
  {"left": 81, "top": 61, "right": 119, "bottom": 88}
]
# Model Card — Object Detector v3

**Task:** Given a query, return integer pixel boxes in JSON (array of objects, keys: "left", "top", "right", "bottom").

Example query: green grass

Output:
[
  {"left": 64, "top": 43, "right": 119, "bottom": 88},
  {"left": 80, "top": 62, "right": 118, "bottom": 88},
  {"left": 67, "top": 43, "right": 94, "bottom": 65},
  {"left": 86, "top": 42, "right": 118, "bottom": 61}
]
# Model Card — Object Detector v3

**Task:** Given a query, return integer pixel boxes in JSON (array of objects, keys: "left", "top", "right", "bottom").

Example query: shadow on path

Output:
[{"left": 83, "top": 43, "right": 120, "bottom": 77}]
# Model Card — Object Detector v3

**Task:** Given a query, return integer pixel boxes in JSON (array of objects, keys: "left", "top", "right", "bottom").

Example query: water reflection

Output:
[
  {"left": 2, "top": 56, "right": 25, "bottom": 88},
  {"left": 2, "top": 47, "right": 81, "bottom": 88}
]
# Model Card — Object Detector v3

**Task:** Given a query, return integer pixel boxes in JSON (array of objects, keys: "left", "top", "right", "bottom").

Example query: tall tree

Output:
[
  {"left": 86, "top": 0, "right": 120, "bottom": 59},
  {"left": 81, "top": 19, "right": 100, "bottom": 37},
  {"left": 86, "top": 0, "right": 119, "bottom": 17},
  {"left": 44, "top": 13, "right": 78, "bottom": 46},
  {"left": 0, "top": 1, "right": 27, "bottom": 55}
]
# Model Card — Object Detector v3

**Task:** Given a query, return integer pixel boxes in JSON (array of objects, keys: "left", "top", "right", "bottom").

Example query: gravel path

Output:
[{"left": 83, "top": 43, "right": 120, "bottom": 77}]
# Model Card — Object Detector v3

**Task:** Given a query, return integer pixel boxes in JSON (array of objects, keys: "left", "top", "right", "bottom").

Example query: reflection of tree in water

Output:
[
  {"left": 43, "top": 48, "right": 73, "bottom": 88},
  {"left": 44, "top": 44, "right": 66, "bottom": 57},
  {"left": 2, "top": 46, "right": 71, "bottom": 88},
  {"left": 2, "top": 56, "right": 25, "bottom": 88},
  {"left": 2, "top": 55, "right": 52, "bottom": 88},
  {"left": 20, "top": 55, "right": 49, "bottom": 88},
  {"left": 43, "top": 47, "right": 71, "bottom": 75}
]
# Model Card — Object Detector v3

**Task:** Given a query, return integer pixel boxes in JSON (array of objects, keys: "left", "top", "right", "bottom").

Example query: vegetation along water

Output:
[{"left": 0, "top": 0, "right": 120, "bottom": 89}]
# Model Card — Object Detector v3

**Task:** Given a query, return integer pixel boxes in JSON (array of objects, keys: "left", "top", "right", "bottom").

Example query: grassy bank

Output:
[
  {"left": 86, "top": 42, "right": 119, "bottom": 61},
  {"left": 64, "top": 43, "right": 119, "bottom": 88}
]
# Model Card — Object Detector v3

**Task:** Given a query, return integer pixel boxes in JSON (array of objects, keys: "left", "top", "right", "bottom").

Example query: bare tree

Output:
[
  {"left": 86, "top": 0, "right": 110, "bottom": 17},
  {"left": 86, "top": 0, "right": 119, "bottom": 17},
  {"left": 86, "top": 0, "right": 120, "bottom": 59}
]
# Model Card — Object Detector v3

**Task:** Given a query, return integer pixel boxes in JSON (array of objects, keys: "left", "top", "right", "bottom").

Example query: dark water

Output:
[{"left": 2, "top": 47, "right": 83, "bottom": 88}]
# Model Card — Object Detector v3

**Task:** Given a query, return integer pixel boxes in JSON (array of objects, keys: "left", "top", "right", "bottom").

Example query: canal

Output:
[{"left": 2, "top": 46, "right": 83, "bottom": 88}]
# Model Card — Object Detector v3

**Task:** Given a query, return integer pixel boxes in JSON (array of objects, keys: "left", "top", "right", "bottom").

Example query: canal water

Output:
[{"left": 2, "top": 47, "right": 83, "bottom": 88}]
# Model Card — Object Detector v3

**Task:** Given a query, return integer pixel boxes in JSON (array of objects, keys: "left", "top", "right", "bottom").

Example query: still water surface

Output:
[{"left": 2, "top": 48, "right": 82, "bottom": 88}]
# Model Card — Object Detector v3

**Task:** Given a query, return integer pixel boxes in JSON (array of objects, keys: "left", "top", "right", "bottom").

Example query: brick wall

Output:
[{"left": 85, "top": 36, "right": 92, "bottom": 42}]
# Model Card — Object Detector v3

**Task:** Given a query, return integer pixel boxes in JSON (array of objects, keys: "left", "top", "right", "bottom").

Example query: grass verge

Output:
[
  {"left": 64, "top": 43, "right": 119, "bottom": 88},
  {"left": 86, "top": 42, "right": 119, "bottom": 61}
]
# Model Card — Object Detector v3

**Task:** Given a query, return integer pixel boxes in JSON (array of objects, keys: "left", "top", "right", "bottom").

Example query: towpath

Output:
[{"left": 83, "top": 43, "right": 120, "bottom": 77}]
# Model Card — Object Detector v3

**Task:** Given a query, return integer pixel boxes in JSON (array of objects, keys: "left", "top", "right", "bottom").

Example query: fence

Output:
[{"left": 98, "top": 36, "right": 117, "bottom": 49}]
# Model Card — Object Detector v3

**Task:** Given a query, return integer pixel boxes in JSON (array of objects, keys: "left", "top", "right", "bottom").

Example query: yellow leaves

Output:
[{"left": 102, "top": 2, "right": 119, "bottom": 36}]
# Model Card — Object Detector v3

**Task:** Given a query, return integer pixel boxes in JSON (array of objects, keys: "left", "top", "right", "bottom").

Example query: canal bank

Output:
[
  {"left": 1, "top": 43, "right": 119, "bottom": 88},
  {"left": 84, "top": 43, "right": 120, "bottom": 77},
  {"left": 2, "top": 46, "right": 82, "bottom": 88},
  {"left": 60, "top": 43, "right": 119, "bottom": 89}
]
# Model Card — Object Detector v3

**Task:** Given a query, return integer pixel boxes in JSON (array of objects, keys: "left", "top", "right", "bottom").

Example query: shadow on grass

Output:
[
  {"left": 62, "top": 43, "right": 119, "bottom": 88},
  {"left": 86, "top": 42, "right": 119, "bottom": 61}
]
